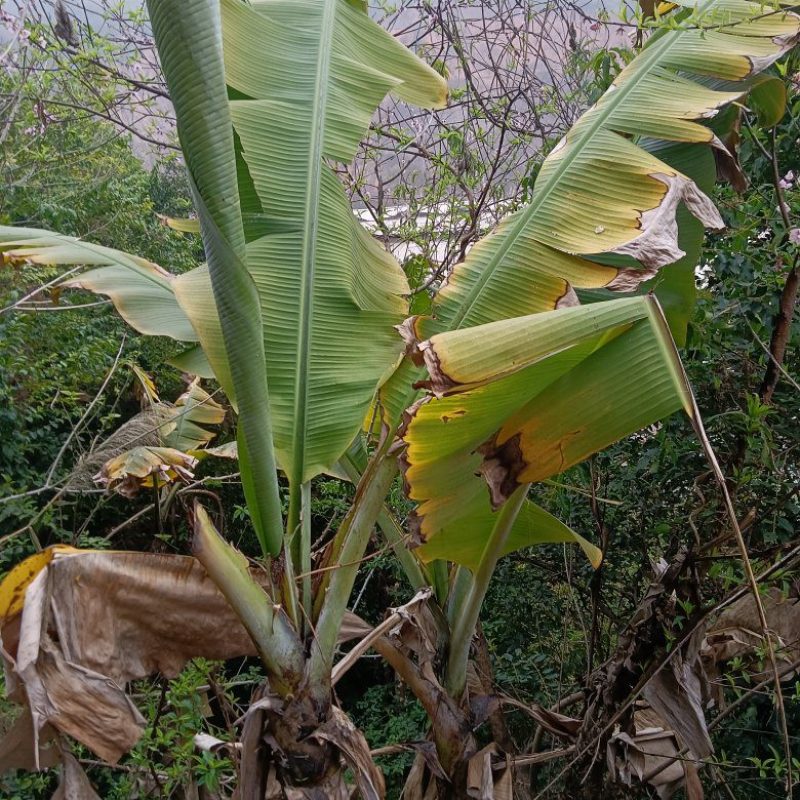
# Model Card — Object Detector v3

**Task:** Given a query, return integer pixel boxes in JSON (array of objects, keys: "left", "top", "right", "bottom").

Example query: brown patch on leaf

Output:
[
  {"left": 396, "top": 398, "right": 433, "bottom": 548},
  {"left": 415, "top": 339, "right": 457, "bottom": 395},
  {"left": 605, "top": 265, "right": 659, "bottom": 292},
  {"left": 477, "top": 433, "right": 527, "bottom": 509},
  {"left": 613, "top": 173, "right": 723, "bottom": 269},
  {"left": 398, "top": 396, "right": 429, "bottom": 440},
  {"left": 405, "top": 511, "right": 426, "bottom": 548},
  {"left": 395, "top": 454, "right": 423, "bottom": 547}
]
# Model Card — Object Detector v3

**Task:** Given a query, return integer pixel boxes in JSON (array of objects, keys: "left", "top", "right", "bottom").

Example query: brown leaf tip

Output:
[
  {"left": 555, "top": 285, "right": 580, "bottom": 309},
  {"left": 398, "top": 396, "right": 429, "bottom": 440},
  {"left": 395, "top": 316, "right": 426, "bottom": 365},
  {"left": 605, "top": 265, "right": 659, "bottom": 292}
]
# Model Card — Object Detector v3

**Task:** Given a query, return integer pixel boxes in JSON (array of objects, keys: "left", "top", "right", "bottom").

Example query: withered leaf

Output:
[
  {"left": 94, "top": 445, "right": 197, "bottom": 497},
  {"left": 0, "top": 549, "right": 265, "bottom": 765},
  {"left": 52, "top": 752, "right": 102, "bottom": 800}
]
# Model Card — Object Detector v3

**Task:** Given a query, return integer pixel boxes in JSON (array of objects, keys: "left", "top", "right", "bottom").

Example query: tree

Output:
[{"left": 0, "top": 0, "right": 798, "bottom": 797}]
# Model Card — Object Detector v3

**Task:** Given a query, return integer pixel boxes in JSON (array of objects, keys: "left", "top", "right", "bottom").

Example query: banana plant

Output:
[{"left": 0, "top": 0, "right": 797, "bottom": 796}]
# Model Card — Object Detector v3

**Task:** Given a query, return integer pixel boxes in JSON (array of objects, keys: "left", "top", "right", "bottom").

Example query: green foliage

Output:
[
  {"left": 0, "top": 58, "right": 204, "bottom": 566},
  {"left": 108, "top": 660, "right": 237, "bottom": 799},
  {"left": 351, "top": 684, "right": 428, "bottom": 798},
  {"left": 0, "top": 660, "right": 245, "bottom": 799}
]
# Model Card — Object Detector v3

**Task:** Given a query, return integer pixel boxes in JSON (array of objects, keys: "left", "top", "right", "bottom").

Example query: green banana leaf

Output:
[
  {"left": 170, "top": 0, "right": 447, "bottom": 491},
  {"left": 0, "top": 228, "right": 197, "bottom": 342},
  {"left": 148, "top": 0, "right": 284, "bottom": 553},
  {"left": 414, "top": 496, "right": 602, "bottom": 570}
]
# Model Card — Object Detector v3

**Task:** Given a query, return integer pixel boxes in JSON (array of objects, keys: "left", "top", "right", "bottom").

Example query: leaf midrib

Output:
[
  {"left": 390, "top": 1, "right": 724, "bottom": 426},
  {"left": 24, "top": 232, "right": 173, "bottom": 291},
  {"left": 291, "top": 0, "right": 337, "bottom": 485},
  {"left": 445, "top": 1, "right": 720, "bottom": 331}
]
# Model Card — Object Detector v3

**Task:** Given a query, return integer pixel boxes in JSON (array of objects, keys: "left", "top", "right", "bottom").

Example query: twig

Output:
[
  {"left": 44, "top": 334, "right": 126, "bottom": 486},
  {"left": 748, "top": 321, "right": 800, "bottom": 394},
  {"left": 688, "top": 395, "right": 795, "bottom": 797},
  {"left": 102, "top": 504, "right": 153, "bottom": 541},
  {"left": 0, "top": 265, "right": 82, "bottom": 315}
]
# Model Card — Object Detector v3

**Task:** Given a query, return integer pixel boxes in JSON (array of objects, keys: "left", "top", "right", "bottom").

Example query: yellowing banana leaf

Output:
[
  {"left": 163, "top": 380, "right": 227, "bottom": 451},
  {"left": 415, "top": 496, "right": 602, "bottom": 570},
  {"left": 400, "top": 301, "right": 643, "bottom": 540},
  {"left": 416, "top": 296, "right": 651, "bottom": 396},
  {"left": 189, "top": 440, "right": 239, "bottom": 461},
  {"left": 577, "top": 138, "right": 718, "bottom": 345},
  {"left": 0, "top": 545, "right": 77, "bottom": 621},
  {"left": 401, "top": 297, "right": 693, "bottom": 548},
  {"left": 0, "top": 226, "right": 198, "bottom": 342},
  {"left": 479, "top": 314, "right": 691, "bottom": 502},
  {"left": 431, "top": 0, "right": 800, "bottom": 328},
  {"left": 130, "top": 364, "right": 160, "bottom": 405},
  {"left": 382, "top": 0, "right": 799, "bottom": 430}
]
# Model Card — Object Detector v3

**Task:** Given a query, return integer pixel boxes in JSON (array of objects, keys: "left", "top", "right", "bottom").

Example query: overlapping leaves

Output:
[
  {"left": 401, "top": 297, "right": 693, "bottom": 565},
  {"left": 430, "top": 0, "right": 798, "bottom": 335},
  {"left": 178, "top": 0, "right": 448, "bottom": 488},
  {"left": 396, "top": 0, "right": 798, "bottom": 563}
]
